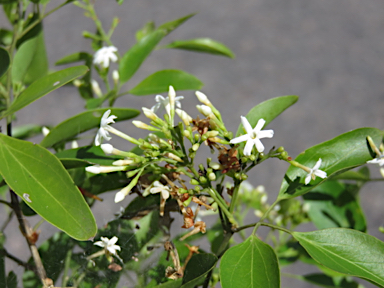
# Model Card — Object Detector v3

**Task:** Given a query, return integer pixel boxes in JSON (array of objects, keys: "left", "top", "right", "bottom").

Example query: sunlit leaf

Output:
[
  {"left": 129, "top": 70, "right": 203, "bottom": 96},
  {"left": 162, "top": 38, "right": 235, "bottom": 58},
  {"left": 278, "top": 128, "right": 384, "bottom": 200},
  {"left": 1, "top": 66, "right": 88, "bottom": 119},
  {"left": 40, "top": 108, "right": 140, "bottom": 148},
  {"left": 220, "top": 235, "right": 280, "bottom": 288},
  {"left": 0, "top": 134, "right": 97, "bottom": 240},
  {"left": 236, "top": 95, "right": 298, "bottom": 136},
  {"left": 292, "top": 228, "right": 384, "bottom": 287}
]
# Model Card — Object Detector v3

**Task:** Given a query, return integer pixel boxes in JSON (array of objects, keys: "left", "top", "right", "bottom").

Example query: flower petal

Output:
[
  {"left": 240, "top": 116, "right": 253, "bottom": 135},
  {"left": 109, "top": 236, "right": 118, "bottom": 245},
  {"left": 254, "top": 118, "right": 266, "bottom": 132},
  {"left": 257, "top": 129, "right": 274, "bottom": 139},
  {"left": 243, "top": 139, "right": 255, "bottom": 156},
  {"left": 313, "top": 158, "right": 322, "bottom": 170},
  {"left": 304, "top": 173, "right": 311, "bottom": 185},
  {"left": 230, "top": 134, "right": 249, "bottom": 144},
  {"left": 254, "top": 138, "right": 265, "bottom": 152},
  {"left": 314, "top": 170, "right": 327, "bottom": 179}
]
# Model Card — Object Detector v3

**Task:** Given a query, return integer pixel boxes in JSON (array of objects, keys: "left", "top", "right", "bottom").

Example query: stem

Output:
[
  {"left": 0, "top": 211, "right": 14, "bottom": 232},
  {"left": 0, "top": 200, "right": 12, "bottom": 208},
  {"left": 235, "top": 221, "right": 292, "bottom": 235},
  {"left": 228, "top": 180, "right": 241, "bottom": 213},
  {"left": 206, "top": 188, "right": 237, "bottom": 227},
  {"left": 1, "top": 248, "right": 36, "bottom": 272},
  {"left": 252, "top": 200, "right": 280, "bottom": 235},
  {"left": 61, "top": 249, "right": 72, "bottom": 287}
]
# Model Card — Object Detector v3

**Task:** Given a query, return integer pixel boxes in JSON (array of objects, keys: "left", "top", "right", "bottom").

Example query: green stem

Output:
[
  {"left": 61, "top": 249, "right": 72, "bottom": 287},
  {"left": 229, "top": 180, "right": 241, "bottom": 213},
  {"left": 206, "top": 188, "right": 237, "bottom": 226},
  {"left": 235, "top": 221, "right": 292, "bottom": 235},
  {"left": 252, "top": 199, "right": 280, "bottom": 235}
]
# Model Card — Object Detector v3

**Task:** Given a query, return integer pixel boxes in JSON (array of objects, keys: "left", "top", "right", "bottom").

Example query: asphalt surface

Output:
[{"left": 1, "top": 0, "right": 384, "bottom": 287}]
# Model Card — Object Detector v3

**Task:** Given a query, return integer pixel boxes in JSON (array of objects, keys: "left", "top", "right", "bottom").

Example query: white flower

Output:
[
  {"left": 151, "top": 86, "right": 183, "bottom": 118},
  {"left": 367, "top": 153, "right": 384, "bottom": 166},
  {"left": 93, "top": 46, "right": 118, "bottom": 68},
  {"left": 42, "top": 127, "right": 50, "bottom": 136},
  {"left": 150, "top": 181, "right": 170, "bottom": 200},
  {"left": 304, "top": 158, "right": 327, "bottom": 185},
  {"left": 95, "top": 109, "right": 117, "bottom": 146},
  {"left": 230, "top": 116, "right": 274, "bottom": 155},
  {"left": 94, "top": 236, "right": 121, "bottom": 255}
]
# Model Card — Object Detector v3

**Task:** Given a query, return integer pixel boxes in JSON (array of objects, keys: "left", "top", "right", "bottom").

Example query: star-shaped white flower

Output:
[
  {"left": 151, "top": 86, "right": 183, "bottom": 118},
  {"left": 230, "top": 116, "right": 274, "bottom": 155},
  {"left": 305, "top": 158, "right": 327, "bottom": 185},
  {"left": 367, "top": 153, "right": 384, "bottom": 166},
  {"left": 94, "top": 236, "right": 121, "bottom": 255},
  {"left": 150, "top": 181, "right": 170, "bottom": 200},
  {"left": 95, "top": 109, "right": 117, "bottom": 146},
  {"left": 93, "top": 46, "right": 118, "bottom": 68}
]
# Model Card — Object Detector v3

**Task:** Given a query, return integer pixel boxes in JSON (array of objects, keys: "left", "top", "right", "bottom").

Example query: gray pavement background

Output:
[{"left": 2, "top": 0, "right": 384, "bottom": 287}]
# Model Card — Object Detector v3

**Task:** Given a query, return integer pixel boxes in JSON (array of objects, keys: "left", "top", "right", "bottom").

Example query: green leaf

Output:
[
  {"left": 303, "top": 181, "right": 366, "bottom": 231},
  {"left": 292, "top": 228, "right": 384, "bottom": 287},
  {"left": 119, "top": 29, "right": 165, "bottom": 83},
  {"left": 236, "top": 95, "right": 299, "bottom": 136},
  {"left": 12, "top": 124, "right": 43, "bottom": 139},
  {"left": 158, "top": 13, "right": 196, "bottom": 35},
  {"left": 136, "top": 21, "right": 155, "bottom": 42},
  {"left": 129, "top": 70, "right": 203, "bottom": 96},
  {"left": 278, "top": 128, "right": 384, "bottom": 200},
  {"left": 331, "top": 170, "right": 370, "bottom": 181},
  {"left": 220, "top": 235, "right": 280, "bottom": 288},
  {"left": 162, "top": 38, "right": 235, "bottom": 58},
  {"left": 181, "top": 253, "right": 218, "bottom": 288},
  {"left": 12, "top": 30, "right": 48, "bottom": 84},
  {"left": 0, "top": 47, "right": 10, "bottom": 78},
  {"left": 40, "top": 108, "right": 140, "bottom": 148},
  {"left": 55, "top": 51, "right": 93, "bottom": 65},
  {"left": 151, "top": 280, "right": 182, "bottom": 288},
  {"left": 0, "top": 134, "right": 97, "bottom": 240},
  {"left": 56, "top": 145, "right": 120, "bottom": 165},
  {"left": 1, "top": 66, "right": 88, "bottom": 119},
  {"left": 298, "top": 273, "right": 364, "bottom": 288},
  {"left": 6, "top": 271, "right": 17, "bottom": 288},
  {"left": 0, "top": 29, "right": 13, "bottom": 46}
]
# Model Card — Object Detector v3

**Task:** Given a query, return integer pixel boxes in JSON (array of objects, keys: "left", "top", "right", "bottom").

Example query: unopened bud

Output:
[
  {"left": 255, "top": 210, "right": 264, "bottom": 218},
  {"left": 101, "top": 143, "right": 114, "bottom": 154},
  {"left": 164, "top": 152, "right": 183, "bottom": 162},
  {"left": 260, "top": 194, "right": 268, "bottom": 205},
  {"left": 42, "top": 127, "right": 50, "bottom": 136},
  {"left": 190, "top": 179, "right": 199, "bottom": 185},
  {"left": 176, "top": 108, "right": 193, "bottom": 126},
  {"left": 91, "top": 79, "right": 103, "bottom": 97},
  {"left": 208, "top": 172, "right": 216, "bottom": 181},
  {"left": 196, "top": 105, "right": 212, "bottom": 117},
  {"left": 192, "top": 143, "right": 200, "bottom": 151},
  {"left": 73, "top": 79, "right": 83, "bottom": 87},
  {"left": 183, "top": 130, "right": 191, "bottom": 138},
  {"left": 209, "top": 162, "right": 221, "bottom": 170},
  {"left": 112, "top": 159, "right": 134, "bottom": 166},
  {"left": 142, "top": 107, "right": 159, "bottom": 121},
  {"left": 195, "top": 91, "right": 211, "bottom": 106},
  {"left": 71, "top": 140, "right": 79, "bottom": 149},
  {"left": 112, "top": 70, "right": 119, "bottom": 85},
  {"left": 199, "top": 176, "right": 207, "bottom": 184},
  {"left": 132, "top": 120, "right": 159, "bottom": 131},
  {"left": 85, "top": 165, "right": 126, "bottom": 174}
]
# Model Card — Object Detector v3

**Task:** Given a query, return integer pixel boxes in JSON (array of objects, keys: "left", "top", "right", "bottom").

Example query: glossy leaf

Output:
[
  {"left": 12, "top": 30, "right": 48, "bottom": 84},
  {"left": 1, "top": 66, "right": 88, "bottom": 119},
  {"left": 0, "top": 47, "right": 10, "bottom": 78},
  {"left": 162, "top": 38, "right": 235, "bottom": 58},
  {"left": 181, "top": 253, "right": 218, "bottom": 288},
  {"left": 0, "top": 134, "right": 97, "bottom": 240},
  {"left": 55, "top": 146, "right": 120, "bottom": 166},
  {"left": 278, "top": 128, "right": 384, "bottom": 200},
  {"left": 40, "top": 108, "right": 140, "bottom": 148},
  {"left": 236, "top": 95, "right": 298, "bottom": 136},
  {"left": 292, "top": 228, "right": 384, "bottom": 287},
  {"left": 129, "top": 70, "right": 203, "bottom": 96},
  {"left": 119, "top": 29, "right": 165, "bottom": 83},
  {"left": 220, "top": 235, "right": 280, "bottom": 288},
  {"left": 303, "top": 181, "right": 366, "bottom": 231},
  {"left": 158, "top": 13, "right": 196, "bottom": 35}
]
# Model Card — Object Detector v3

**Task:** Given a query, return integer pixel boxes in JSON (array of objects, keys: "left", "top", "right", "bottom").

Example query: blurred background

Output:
[{"left": 2, "top": 0, "right": 384, "bottom": 287}]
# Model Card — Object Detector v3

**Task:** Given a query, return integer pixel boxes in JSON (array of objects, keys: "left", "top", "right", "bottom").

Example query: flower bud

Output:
[
  {"left": 86, "top": 165, "right": 126, "bottom": 174},
  {"left": 195, "top": 91, "right": 211, "bottom": 106},
  {"left": 199, "top": 176, "right": 207, "bottom": 184},
  {"left": 192, "top": 143, "right": 200, "bottom": 151},
  {"left": 132, "top": 120, "right": 159, "bottom": 131},
  {"left": 101, "top": 143, "right": 114, "bottom": 154},
  {"left": 91, "top": 79, "right": 103, "bottom": 98},
  {"left": 112, "top": 159, "right": 134, "bottom": 166},
  {"left": 164, "top": 152, "right": 183, "bottom": 162},
  {"left": 209, "top": 162, "right": 221, "bottom": 170},
  {"left": 196, "top": 105, "right": 212, "bottom": 117},
  {"left": 42, "top": 127, "right": 50, "bottom": 136},
  {"left": 183, "top": 130, "right": 191, "bottom": 138},
  {"left": 190, "top": 179, "right": 199, "bottom": 185},
  {"left": 73, "top": 79, "right": 83, "bottom": 87},
  {"left": 255, "top": 210, "right": 264, "bottom": 218},
  {"left": 176, "top": 108, "right": 193, "bottom": 126},
  {"left": 112, "top": 70, "right": 119, "bottom": 85},
  {"left": 114, "top": 191, "right": 126, "bottom": 203},
  {"left": 142, "top": 107, "right": 159, "bottom": 121},
  {"left": 208, "top": 172, "right": 216, "bottom": 181},
  {"left": 71, "top": 140, "right": 79, "bottom": 149},
  {"left": 260, "top": 194, "right": 268, "bottom": 205}
]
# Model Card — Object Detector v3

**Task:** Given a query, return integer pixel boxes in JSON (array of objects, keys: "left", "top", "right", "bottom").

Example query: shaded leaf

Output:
[
  {"left": 331, "top": 170, "right": 370, "bottom": 181},
  {"left": 55, "top": 51, "right": 93, "bottom": 65},
  {"left": 1, "top": 66, "right": 88, "bottom": 119},
  {"left": 220, "top": 235, "right": 280, "bottom": 288},
  {"left": 292, "top": 228, "right": 384, "bottom": 287},
  {"left": 298, "top": 273, "right": 364, "bottom": 288},
  {"left": 303, "top": 181, "right": 366, "bottom": 231},
  {"left": 119, "top": 29, "right": 165, "bottom": 83},
  {"left": 12, "top": 124, "right": 43, "bottom": 139},
  {"left": 151, "top": 280, "right": 182, "bottom": 288},
  {"left": 136, "top": 21, "right": 155, "bottom": 42},
  {"left": 40, "top": 108, "right": 140, "bottom": 148},
  {"left": 181, "top": 253, "right": 218, "bottom": 288},
  {"left": 278, "top": 128, "right": 384, "bottom": 200},
  {"left": 236, "top": 95, "right": 298, "bottom": 136},
  {"left": 0, "top": 134, "right": 97, "bottom": 240},
  {"left": 0, "top": 47, "right": 10, "bottom": 78},
  {"left": 129, "top": 70, "right": 203, "bottom": 96},
  {"left": 162, "top": 38, "right": 235, "bottom": 58},
  {"left": 56, "top": 146, "right": 120, "bottom": 166}
]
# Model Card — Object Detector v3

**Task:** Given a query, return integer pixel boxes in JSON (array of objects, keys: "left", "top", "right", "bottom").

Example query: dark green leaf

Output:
[
  {"left": 12, "top": 124, "right": 43, "bottom": 139},
  {"left": 303, "top": 181, "right": 366, "bottom": 231},
  {"left": 6, "top": 271, "right": 17, "bottom": 288},
  {"left": 236, "top": 95, "right": 298, "bottom": 136},
  {"left": 56, "top": 146, "right": 120, "bottom": 166},
  {"left": 151, "top": 280, "right": 182, "bottom": 288},
  {"left": 12, "top": 30, "right": 48, "bottom": 84},
  {"left": 220, "top": 235, "right": 280, "bottom": 288},
  {"left": 162, "top": 38, "right": 235, "bottom": 58},
  {"left": 55, "top": 51, "right": 93, "bottom": 65},
  {"left": 331, "top": 170, "right": 370, "bottom": 181},
  {"left": 158, "top": 13, "right": 196, "bottom": 35},
  {"left": 0, "top": 47, "right": 10, "bottom": 78},
  {"left": 40, "top": 108, "right": 140, "bottom": 148},
  {"left": 1, "top": 66, "right": 88, "bottom": 119},
  {"left": 292, "top": 228, "right": 384, "bottom": 287},
  {"left": 278, "top": 128, "right": 384, "bottom": 200},
  {"left": 181, "top": 253, "right": 218, "bottom": 288},
  {"left": 129, "top": 70, "right": 203, "bottom": 96},
  {"left": 0, "top": 29, "right": 12, "bottom": 46},
  {"left": 0, "top": 134, "right": 97, "bottom": 240},
  {"left": 119, "top": 30, "right": 165, "bottom": 83},
  {"left": 81, "top": 172, "right": 129, "bottom": 196}
]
